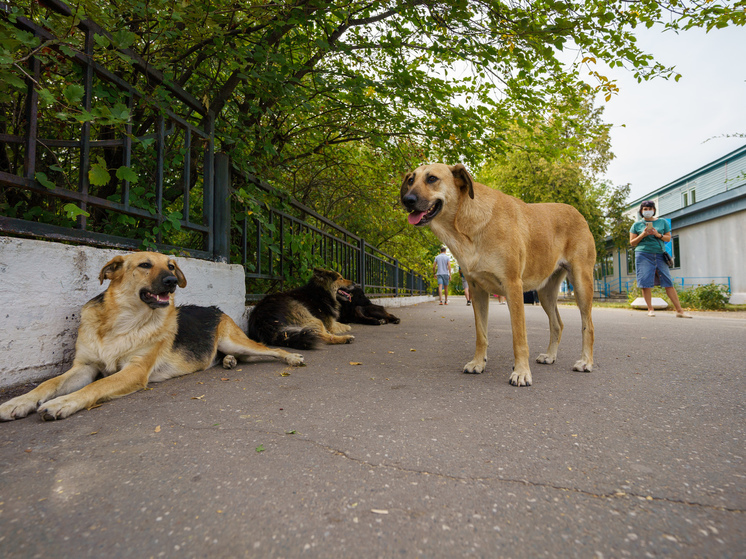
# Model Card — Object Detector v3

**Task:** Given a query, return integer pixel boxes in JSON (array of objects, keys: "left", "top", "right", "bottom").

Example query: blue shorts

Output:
[
  {"left": 437, "top": 274, "right": 450, "bottom": 286},
  {"left": 635, "top": 252, "right": 673, "bottom": 288}
]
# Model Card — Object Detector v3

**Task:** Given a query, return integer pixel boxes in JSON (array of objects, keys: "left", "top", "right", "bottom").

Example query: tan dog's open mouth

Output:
[
  {"left": 407, "top": 200, "right": 442, "bottom": 226},
  {"left": 140, "top": 288, "right": 172, "bottom": 308}
]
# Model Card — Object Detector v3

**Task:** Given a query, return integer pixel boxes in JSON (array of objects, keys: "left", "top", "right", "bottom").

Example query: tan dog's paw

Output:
[
  {"left": 463, "top": 358, "right": 487, "bottom": 374},
  {"left": 285, "top": 353, "right": 305, "bottom": 366},
  {"left": 37, "top": 396, "right": 85, "bottom": 421},
  {"left": 0, "top": 395, "right": 40, "bottom": 421},
  {"left": 222, "top": 355, "right": 238, "bottom": 369},
  {"left": 573, "top": 360, "right": 593, "bottom": 372},
  {"left": 331, "top": 322, "right": 352, "bottom": 334},
  {"left": 342, "top": 335, "right": 355, "bottom": 344},
  {"left": 509, "top": 368, "right": 533, "bottom": 386},
  {"left": 536, "top": 353, "right": 556, "bottom": 365}
]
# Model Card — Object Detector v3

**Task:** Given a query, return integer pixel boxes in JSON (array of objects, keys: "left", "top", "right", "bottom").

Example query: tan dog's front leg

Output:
[
  {"left": 463, "top": 285, "right": 490, "bottom": 374},
  {"left": 505, "top": 285, "right": 532, "bottom": 387},
  {"left": 0, "top": 363, "right": 99, "bottom": 421},
  {"left": 37, "top": 362, "right": 152, "bottom": 420}
]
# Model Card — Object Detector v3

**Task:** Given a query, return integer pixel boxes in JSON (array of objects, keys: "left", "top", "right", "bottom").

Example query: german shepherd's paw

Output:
[
  {"left": 509, "top": 368, "right": 533, "bottom": 386},
  {"left": 285, "top": 353, "right": 305, "bottom": 366},
  {"left": 38, "top": 396, "right": 84, "bottom": 421},
  {"left": 222, "top": 355, "right": 238, "bottom": 369},
  {"left": 463, "top": 358, "right": 487, "bottom": 374},
  {"left": 535, "top": 353, "right": 556, "bottom": 365},
  {"left": 0, "top": 396, "right": 39, "bottom": 421},
  {"left": 342, "top": 335, "right": 355, "bottom": 344},
  {"left": 572, "top": 360, "right": 593, "bottom": 372}
]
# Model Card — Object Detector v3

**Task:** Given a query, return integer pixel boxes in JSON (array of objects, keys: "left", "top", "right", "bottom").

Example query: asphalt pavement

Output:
[{"left": 1, "top": 298, "right": 744, "bottom": 558}]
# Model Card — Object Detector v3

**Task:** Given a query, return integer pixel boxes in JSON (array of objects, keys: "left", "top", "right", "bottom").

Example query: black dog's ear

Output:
[
  {"left": 450, "top": 164, "right": 474, "bottom": 199},
  {"left": 99, "top": 255, "right": 125, "bottom": 284}
]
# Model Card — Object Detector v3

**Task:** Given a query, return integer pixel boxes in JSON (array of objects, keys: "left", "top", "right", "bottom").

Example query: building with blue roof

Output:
[{"left": 596, "top": 143, "right": 746, "bottom": 304}]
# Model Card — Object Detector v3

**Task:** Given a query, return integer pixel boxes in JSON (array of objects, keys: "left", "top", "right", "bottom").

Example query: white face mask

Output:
[{"left": 642, "top": 210, "right": 655, "bottom": 218}]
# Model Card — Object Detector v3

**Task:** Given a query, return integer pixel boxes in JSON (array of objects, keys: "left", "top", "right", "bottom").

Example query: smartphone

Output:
[{"left": 645, "top": 222, "right": 653, "bottom": 230}]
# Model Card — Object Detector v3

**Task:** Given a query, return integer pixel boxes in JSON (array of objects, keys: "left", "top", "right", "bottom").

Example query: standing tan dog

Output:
[
  {"left": 401, "top": 163, "right": 595, "bottom": 386},
  {"left": 0, "top": 252, "right": 304, "bottom": 421}
]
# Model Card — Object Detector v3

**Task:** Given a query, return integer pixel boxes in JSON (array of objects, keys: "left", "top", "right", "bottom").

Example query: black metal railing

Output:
[
  {"left": 0, "top": 0, "right": 429, "bottom": 299},
  {"left": 228, "top": 162, "right": 428, "bottom": 300},
  {"left": 0, "top": 0, "right": 215, "bottom": 258}
]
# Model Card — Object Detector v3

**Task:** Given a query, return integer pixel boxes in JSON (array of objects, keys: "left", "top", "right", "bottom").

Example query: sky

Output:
[{"left": 590, "top": 24, "right": 746, "bottom": 204}]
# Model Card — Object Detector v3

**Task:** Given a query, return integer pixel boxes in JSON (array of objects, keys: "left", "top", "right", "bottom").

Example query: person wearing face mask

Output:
[{"left": 629, "top": 201, "right": 692, "bottom": 318}]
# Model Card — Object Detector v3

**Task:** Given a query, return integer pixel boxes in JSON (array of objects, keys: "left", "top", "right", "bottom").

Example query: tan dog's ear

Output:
[
  {"left": 450, "top": 164, "right": 474, "bottom": 199},
  {"left": 400, "top": 172, "right": 413, "bottom": 194},
  {"left": 171, "top": 260, "right": 187, "bottom": 288},
  {"left": 99, "top": 255, "right": 125, "bottom": 284}
]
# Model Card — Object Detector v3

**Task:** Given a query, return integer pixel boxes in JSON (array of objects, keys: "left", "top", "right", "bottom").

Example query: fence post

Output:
[
  {"left": 358, "top": 238, "right": 366, "bottom": 291},
  {"left": 213, "top": 152, "right": 231, "bottom": 262},
  {"left": 394, "top": 259, "right": 399, "bottom": 297}
]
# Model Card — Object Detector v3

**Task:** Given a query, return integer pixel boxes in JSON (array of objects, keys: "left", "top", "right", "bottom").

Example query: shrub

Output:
[
  {"left": 627, "top": 282, "right": 730, "bottom": 310},
  {"left": 678, "top": 282, "right": 730, "bottom": 310}
]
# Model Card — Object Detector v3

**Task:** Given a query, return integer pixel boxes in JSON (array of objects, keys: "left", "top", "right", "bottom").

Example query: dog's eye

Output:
[
  {"left": 408, "top": 177, "right": 414, "bottom": 185},
  {"left": 138, "top": 262, "right": 152, "bottom": 269},
  {"left": 168, "top": 264, "right": 175, "bottom": 271},
  {"left": 427, "top": 175, "right": 438, "bottom": 184}
]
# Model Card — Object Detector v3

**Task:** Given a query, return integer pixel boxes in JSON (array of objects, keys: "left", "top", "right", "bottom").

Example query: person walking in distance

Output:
[{"left": 433, "top": 247, "right": 452, "bottom": 305}]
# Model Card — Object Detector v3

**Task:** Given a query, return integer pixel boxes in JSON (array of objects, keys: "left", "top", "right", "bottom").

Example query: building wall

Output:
[{"left": 677, "top": 210, "right": 746, "bottom": 301}]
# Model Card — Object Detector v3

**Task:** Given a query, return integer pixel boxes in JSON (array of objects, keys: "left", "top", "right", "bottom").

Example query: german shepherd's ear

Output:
[
  {"left": 99, "top": 255, "right": 125, "bottom": 284},
  {"left": 450, "top": 164, "right": 474, "bottom": 199},
  {"left": 171, "top": 260, "right": 187, "bottom": 288}
]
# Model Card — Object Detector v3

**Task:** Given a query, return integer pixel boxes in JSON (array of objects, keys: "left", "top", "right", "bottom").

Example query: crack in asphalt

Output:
[
  {"left": 296, "top": 434, "right": 746, "bottom": 514},
  {"left": 171, "top": 421, "right": 745, "bottom": 515}
]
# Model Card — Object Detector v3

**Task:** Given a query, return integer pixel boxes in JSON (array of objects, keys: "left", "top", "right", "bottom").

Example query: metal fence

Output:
[
  {"left": 226, "top": 158, "right": 428, "bottom": 300},
  {"left": 0, "top": 0, "right": 429, "bottom": 300}
]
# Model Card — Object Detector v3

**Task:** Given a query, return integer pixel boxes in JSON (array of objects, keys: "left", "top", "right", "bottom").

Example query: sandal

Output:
[
  {"left": 647, "top": 310, "right": 655, "bottom": 317},
  {"left": 676, "top": 312, "right": 693, "bottom": 318}
]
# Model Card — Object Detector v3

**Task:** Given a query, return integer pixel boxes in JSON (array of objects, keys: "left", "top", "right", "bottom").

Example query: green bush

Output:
[
  {"left": 627, "top": 282, "right": 730, "bottom": 310},
  {"left": 677, "top": 282, "right": 730, "bottom": 310}
]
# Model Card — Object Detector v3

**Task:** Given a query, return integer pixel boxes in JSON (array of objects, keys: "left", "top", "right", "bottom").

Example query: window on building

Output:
[
  {"left": 672, "top": 235, "right": 680, "bottom": 268},
  {"left": 682, "top": 188, "right": 696, "bottom": 207}
]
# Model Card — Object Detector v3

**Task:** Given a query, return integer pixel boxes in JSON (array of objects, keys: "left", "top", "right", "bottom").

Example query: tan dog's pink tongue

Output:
[{"left": 408, "top": 211, "right": 426, "bottom": 225}]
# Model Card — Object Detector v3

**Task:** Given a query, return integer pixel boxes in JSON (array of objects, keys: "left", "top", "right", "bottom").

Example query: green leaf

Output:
[
  {"left": 34, "top": 172, "right": 56, "bottom": 190},
  {"left": 62, "top": 84, "right": 85, "bottom": 105},
  {"left": 255, "top": 444, "right": 265, "bottom": 453},
  {"left": 89, "top": 158, "right": 111, "bottom": 186},
  {"left": 115, "top": 165, "right": 139, "bottom": 183},
  {"left": 63, "top": 203, "right": 90, "bottom": 220}
]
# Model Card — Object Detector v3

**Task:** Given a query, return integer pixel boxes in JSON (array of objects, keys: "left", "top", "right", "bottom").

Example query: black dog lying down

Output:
[{"left": 337, "top": 284, "right": 400, "bottom": 325}]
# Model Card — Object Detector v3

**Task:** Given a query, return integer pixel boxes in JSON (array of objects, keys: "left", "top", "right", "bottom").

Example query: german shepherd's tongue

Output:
[{"left": 408, "top": 211, "right": 426, "bottom": 225}]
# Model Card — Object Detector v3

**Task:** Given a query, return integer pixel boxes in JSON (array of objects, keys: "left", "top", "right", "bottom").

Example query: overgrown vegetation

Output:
[
  {"left": 627, "top": 282, "right": 732, "bottom": 311},
  {"left": 2, "top": 1, "right": 743, "bottom": 278}
]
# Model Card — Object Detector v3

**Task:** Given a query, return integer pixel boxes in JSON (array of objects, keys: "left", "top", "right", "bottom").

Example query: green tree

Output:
[
  {"left": 476, "top": 92, "right": 631, "bottom": 252},
  {"left": 2, "top": 0, "right": 743, "bottom": 264}
]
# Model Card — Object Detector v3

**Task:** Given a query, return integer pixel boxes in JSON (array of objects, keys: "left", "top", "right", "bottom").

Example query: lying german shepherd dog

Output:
[
  {"left": 248, "top": 268, "right": 356, "bottom": 349},
  {"left": 401, "top": 163, "right": 596, "bottom": 386},
  {"left": 337, "top": 284, "right": 401, "bottom": 325},
  {"left": 0, "top": 252, "right": 304, "bottom": 421}
]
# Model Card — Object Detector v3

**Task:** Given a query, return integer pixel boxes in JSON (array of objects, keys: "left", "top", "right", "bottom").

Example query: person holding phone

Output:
[{"left": 629, "top": 200, "right": 691, "bottom": 318}]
